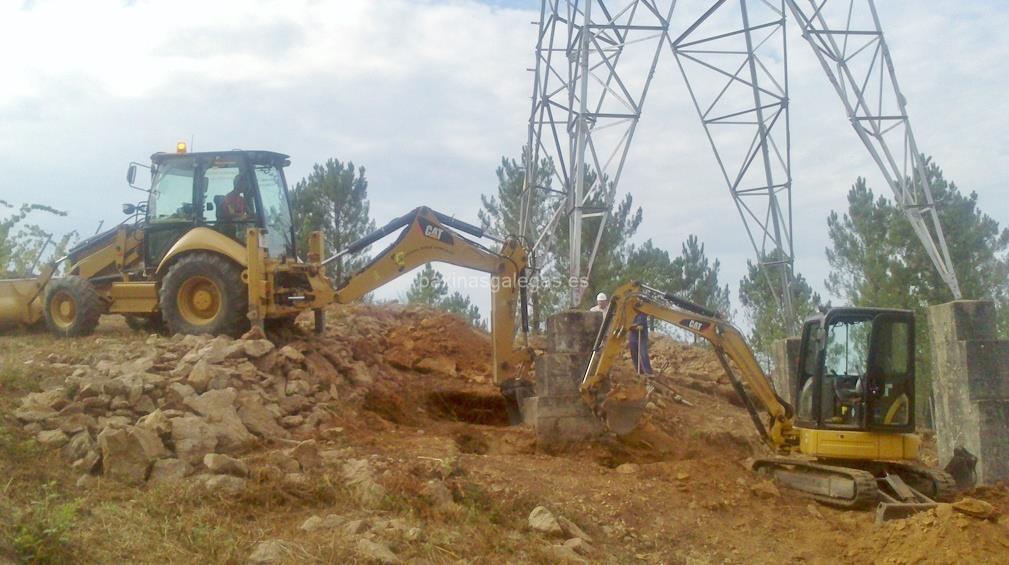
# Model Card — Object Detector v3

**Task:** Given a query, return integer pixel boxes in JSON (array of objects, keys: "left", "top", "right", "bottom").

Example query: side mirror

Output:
[{"left": 127, "top": 161, "right": 151, "bottom": 192}]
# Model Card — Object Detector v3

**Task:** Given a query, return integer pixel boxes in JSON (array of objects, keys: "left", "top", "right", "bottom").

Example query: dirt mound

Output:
[
  {"left": 849, "top": 502, "right": 1009, "bottom": 563},
  {"left": 324, "top": 303, "right": 493, "bottom": 383}
]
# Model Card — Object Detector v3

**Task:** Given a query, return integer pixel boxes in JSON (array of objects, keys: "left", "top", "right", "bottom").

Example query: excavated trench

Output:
[{"left": 424, "top": 390, "right": 510, "bottom": 427}]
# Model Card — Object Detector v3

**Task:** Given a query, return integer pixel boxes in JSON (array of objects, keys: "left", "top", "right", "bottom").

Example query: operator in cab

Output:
[{"left": 219, "top": 175, "right": 252, "bottom": 221}]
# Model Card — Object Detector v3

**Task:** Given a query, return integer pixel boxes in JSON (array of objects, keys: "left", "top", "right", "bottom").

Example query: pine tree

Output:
[
  {"left": 405, "top": 264, "right": 448, "bottom": 306},
  {"left": 289, "top": 159, "right": 376, "bottom": 282},
  {"left": 478, "top": 152, "right": 561, "bottom": 332},
  {"left": 441, "top": 291, "right": 484, "bottom": 328},
  {"left": 405, "top": 264, "right": 485, "bottom": 328},
  {"left": 677, "top": 235, "right": 731, "bottom": 317},
  {"left": 738, "top": 251, "right": 822, "bottom": 362}
]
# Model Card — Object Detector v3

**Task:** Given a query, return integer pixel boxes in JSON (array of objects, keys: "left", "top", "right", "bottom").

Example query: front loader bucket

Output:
[
  {"left": 0, "top": 278, "right": 47, "bottom": 329},
  {"left": 602, "top": 383, "right": 650, "bottom": 435}
]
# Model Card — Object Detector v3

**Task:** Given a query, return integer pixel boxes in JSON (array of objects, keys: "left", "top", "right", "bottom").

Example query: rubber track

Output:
[
  {"left": 753, "top": 457, "right": 880, "bottom": 509},
  {"left": 888, "top": 463, "right": 958, "bottom": 502}
]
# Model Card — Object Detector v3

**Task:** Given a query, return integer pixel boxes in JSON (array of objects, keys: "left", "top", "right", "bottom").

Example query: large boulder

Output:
[
  {"left": 148, "top": 458, "right": 191, "bottom": 484},
  {"left": 97, "top": 426, "right": 168, "bottom": 484},
  {"left": 236, "top": 393, "right": 288, "bottom": 439},
  {"left": 183, "top": 388, "right": 254, "bottom": 451},
  {"left": 169, "top": 415, "right": 219, "bottom": 465},
  {"left": 528, "top": 506, "right": 564, "bottom": 536}
]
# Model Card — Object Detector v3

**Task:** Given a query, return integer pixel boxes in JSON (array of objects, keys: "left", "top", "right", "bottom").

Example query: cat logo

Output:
[
  {"left": 424, "top": 225, "right": 444, "bottom": 240},
  {"left": 418, "top": 217, "right": 454, "bottom": 244},
  {"left": 680, "top": 319, "right": 708, "bottom": 332}
]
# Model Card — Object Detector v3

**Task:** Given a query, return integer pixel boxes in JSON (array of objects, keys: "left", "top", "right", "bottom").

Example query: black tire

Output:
[
  {"left": 159, "top": 253, "right": 249, "bottom": 337},
  {"left": 43, "top": 276, "right": 103, "bottom": 337}
]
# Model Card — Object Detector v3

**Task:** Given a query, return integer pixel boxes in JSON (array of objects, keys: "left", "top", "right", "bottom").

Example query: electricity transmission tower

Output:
[{"left": 519, "top": 0, "right": 962, "bottom": 316}]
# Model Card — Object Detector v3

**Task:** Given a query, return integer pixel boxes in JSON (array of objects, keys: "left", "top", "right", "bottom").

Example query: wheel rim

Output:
[
  {"left": 176, "top": 275, "right": 222, "bottom": 326},
  {"left": 49, "top": 290, "right": 76, "bottom": 329}
]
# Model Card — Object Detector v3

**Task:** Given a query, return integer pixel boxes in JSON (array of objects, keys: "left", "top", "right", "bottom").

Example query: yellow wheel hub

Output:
[
  {"left": 49, "top": 291, "right": 76, "bottom": 329},
  {"left": 177, "top": 276, "right": 222, "bottom": 326}
]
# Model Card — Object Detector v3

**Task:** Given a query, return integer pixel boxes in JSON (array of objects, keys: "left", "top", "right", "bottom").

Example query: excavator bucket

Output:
[{"left": 601, "top": 382, "right": 651, "bottom": 435}]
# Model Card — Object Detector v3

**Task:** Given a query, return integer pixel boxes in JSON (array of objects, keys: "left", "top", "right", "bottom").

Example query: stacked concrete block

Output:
[
  {"left": 771, "top": 337, "right": 801, "bottom": 407},
  {"left": 929, "top": 300, "right": 1009, "bottom": 485},
  {"left": 532, "top": 311, "right": 604, "bottom": 447}
]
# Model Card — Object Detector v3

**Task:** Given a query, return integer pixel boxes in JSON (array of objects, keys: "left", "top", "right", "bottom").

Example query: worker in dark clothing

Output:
[{"left": 628, "top": 311, "right": 653, "bottom": 374}]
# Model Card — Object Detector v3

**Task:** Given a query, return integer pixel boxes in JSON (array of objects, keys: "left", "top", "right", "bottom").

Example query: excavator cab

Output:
[
  {"left": 137, "top": 149, "right": 296, "bottom": 268},
  {"left": 795, "top": 308, "right": 915, "bottom": 435}
]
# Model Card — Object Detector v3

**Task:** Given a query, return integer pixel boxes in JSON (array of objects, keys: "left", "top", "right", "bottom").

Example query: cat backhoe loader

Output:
[
  {"left": 581, "top": 281, "right": 956, "bottom": 518},
  {"left": 0, "top": 146, "right": 534, "bottom": 389}
]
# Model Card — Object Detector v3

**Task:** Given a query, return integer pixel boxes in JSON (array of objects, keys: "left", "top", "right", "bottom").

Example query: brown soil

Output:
[{"left": 1, "top": 303, "right": 1007, "bottom": 563}]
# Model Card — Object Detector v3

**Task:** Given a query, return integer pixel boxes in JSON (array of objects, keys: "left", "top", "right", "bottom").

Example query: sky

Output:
[{"left": 1, "top": 0, "right": 1007, "bottom": 324}]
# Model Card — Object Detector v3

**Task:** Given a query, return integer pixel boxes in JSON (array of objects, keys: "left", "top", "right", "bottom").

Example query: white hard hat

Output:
[{"left": 596, "top": 292, "right": 607, "bottom": 301}]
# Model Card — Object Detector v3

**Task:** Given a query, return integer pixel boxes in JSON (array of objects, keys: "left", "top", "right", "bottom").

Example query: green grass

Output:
[{"left": 11, "top": 483, "right": 80, "bottom": 564}]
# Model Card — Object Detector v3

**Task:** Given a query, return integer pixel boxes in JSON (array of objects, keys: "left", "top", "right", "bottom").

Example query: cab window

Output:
[
  {"left": 868, "top": 318, "right": 913, "bottom": 428},
  {"left": 148, "top": 159, "right": 195, "bottom": 222},
  {"left": 821, "top": 318, "right": 872, "bottom": 427},
  {"left": 200, "top": 160, "right": 257, "bottom": 244},
  {"left": 254, "top": 164, "right": 294, "bottom": 258}
]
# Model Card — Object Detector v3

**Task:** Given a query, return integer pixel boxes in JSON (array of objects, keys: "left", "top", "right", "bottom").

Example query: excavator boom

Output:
[
  {"left": 580, "top": 281, "right": 795, "bottom": 447},
  {"left": 327, "top": 206, "right": 534, "bottom": 385}
]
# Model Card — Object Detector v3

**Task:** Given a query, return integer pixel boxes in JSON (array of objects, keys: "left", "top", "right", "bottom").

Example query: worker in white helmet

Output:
[{"left": 589, "top": 292, "right": 608, "bottom": 312}]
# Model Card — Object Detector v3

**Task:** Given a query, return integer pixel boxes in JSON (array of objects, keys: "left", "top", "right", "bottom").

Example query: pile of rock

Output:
[{"left": 13, "top": 331, "right": 362, "bottom": 486}]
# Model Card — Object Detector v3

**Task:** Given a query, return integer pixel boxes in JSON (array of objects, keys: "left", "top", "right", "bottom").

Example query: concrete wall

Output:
[
  {"left": 929, "top": 300, "right": 1009, "bottom": 485},
  {"left": 771, "top": 337, "right": 801, "bottom": 407},
  {"left": 531, "top": 310, "right": 604, "bottom": 448}
]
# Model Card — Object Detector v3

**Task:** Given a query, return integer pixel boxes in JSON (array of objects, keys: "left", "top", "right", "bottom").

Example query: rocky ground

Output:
[{"left": 0, "top": 303, "right": 1007, "bottom": 564}]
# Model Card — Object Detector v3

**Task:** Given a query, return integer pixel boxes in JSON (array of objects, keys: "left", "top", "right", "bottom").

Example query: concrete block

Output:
[
  {"left": 533, "top": 311, "right": 605, "bottom": 447},
  {"left": 962, "top": 341, "right": 1009, "bottom": 401},
  {"left": 977, "top": 400, "right": 1009, "bottom": 484},
  {"left": 546, "top": 310, "right": 603, "bottom": 354},
  {"left": 929, "top": 300, "right": 1009, "bottom": 485},
  {"left": 771, "top": 337, "right": 801, "bottom": 406},
  {"left": 929, "top": 300, "right": 997, "bottom": 344},
  {"left": 536, "top": 353, "right": 590, "bottom": 397}
]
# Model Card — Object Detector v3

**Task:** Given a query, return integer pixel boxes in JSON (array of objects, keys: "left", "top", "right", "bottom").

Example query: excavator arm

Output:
[
  {"left": 580, "top": 281, "right": 796, "bottom": 449},
  {"left": 328, "top": 207, "right": 533, "bottom": 384}
]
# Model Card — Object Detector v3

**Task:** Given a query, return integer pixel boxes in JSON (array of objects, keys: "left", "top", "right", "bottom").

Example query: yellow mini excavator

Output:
[
  {"left": 0, "top": 146, "right": 534, "bottom": 399},
  {"left": 581, "top": 281, "right": 957, "bottom": 518}
]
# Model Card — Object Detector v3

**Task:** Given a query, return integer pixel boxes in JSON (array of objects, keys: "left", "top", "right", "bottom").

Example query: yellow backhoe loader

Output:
[
  {"left": 581, "top": 281, "right": 957, "bottom": 519},
  {"left": 0, "top": 146, "right": 534, "bottom": 397}
]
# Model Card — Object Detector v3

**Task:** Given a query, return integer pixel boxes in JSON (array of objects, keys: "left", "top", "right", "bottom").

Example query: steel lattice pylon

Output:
[
  {"left": 784, "top": 0, "right": 962, "bottom": 299},
  {"left": 520, "top": 0, "right": 675, "bottom": 307},
  {"left": 520, "top": 0, "right": 963, "bottom": 314},
  {"left": 671, "top": 0, "right": 796, "bottom": 324}
]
